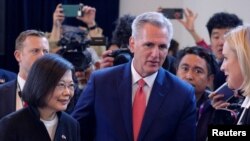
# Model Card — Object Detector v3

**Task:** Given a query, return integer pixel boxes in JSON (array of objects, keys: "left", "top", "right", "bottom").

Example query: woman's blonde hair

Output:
[{"left": 224, "top": 25, "right": 250, "bottom": 96}]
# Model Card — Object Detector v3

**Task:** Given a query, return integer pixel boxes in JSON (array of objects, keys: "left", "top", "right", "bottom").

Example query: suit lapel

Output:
[
  {"left": 117, "top": 62, "right": 133, "bottom": 141},
  {"left": 139, "top": 68, "right": 170, "bottom": 140}
]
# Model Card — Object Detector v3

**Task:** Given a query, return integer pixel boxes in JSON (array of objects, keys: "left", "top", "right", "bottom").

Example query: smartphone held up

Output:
[
  {"left": 62, "top": 4, "right": 84, "bottom": 17},
  {"left": 160, "top": 8, "right": 183, "bottom": 19}
]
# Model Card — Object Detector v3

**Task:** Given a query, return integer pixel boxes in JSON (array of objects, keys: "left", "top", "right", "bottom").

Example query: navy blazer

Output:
[
  {"left": 0, "top": 69, "right": 16, "bottom": 84},
  {"left": 72, "top": 62, "right": 196, "bottom": 141},
  {"left": 0, "top": 80, "right": 17, "bottom": 119},
  {"left": 0, "top": 106, "right": 80, "bottom": 141}
]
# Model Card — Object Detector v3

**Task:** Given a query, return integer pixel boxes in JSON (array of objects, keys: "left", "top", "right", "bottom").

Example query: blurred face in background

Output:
[
  {"left": 75, "top": 66, "right": 94, "bottom": 89},
  {"left": 14, "top": 36, "right": 49, "bottom": 79},
  {"left": 210, "top": 28, "right": 230, "bottom": 62},
  {"left": 220, "top": 41, "right": 243, "bottom": 90},
  {"left": 177, "top": 54, "right": 213, "bottom": 98}
]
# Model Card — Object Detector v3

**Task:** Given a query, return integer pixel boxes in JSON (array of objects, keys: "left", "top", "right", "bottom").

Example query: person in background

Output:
[
  {"left": 0, "top": 68, "right": 17, "bottom": 84},
  {"left": 74, "top": 64, "right": 95, "bottom": 90},
  {"left": 175, "top": 46, "right": 217, "bottom": 141},
  {"left": 0, "top": 30, "right": 49, "bottom": 119},
  {"left": 108, "top": 14, "right": 136, "bottom": 51},
  {"left": 176, "top": 46, "right": 216, "bottom": 105},
  {"left": 48, "top": 3, "right": 103, "bottom": 60},
  {"left": 0, "top": 54, "right": 80, "bottom": 141},
  {"left": 101, "top": 14, "right": 136, "bottom": 68},
  {"left": 49, "top": 3, "right": 101, "bottom": 89},
  {"left": 209, "top": 25, "right": 250, "bottom": 125},
  {"left": 178, "top": 9, "right": 243, "bottom": 60},
  {"left": 178, "top": 9, "right": 243, "bottom": 90},
  {"left": 167, "top": 39, "right": 179, "bottom": 57},
  {"left": 161, "top": 39, "right": 179, "bottom": 74},
  {"left": 72, "top": 11, "right": 196, "bottom": 141}
]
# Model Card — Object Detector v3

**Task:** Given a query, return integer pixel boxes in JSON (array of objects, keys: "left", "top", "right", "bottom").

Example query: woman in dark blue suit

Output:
[{"left": 0, "top": 54, "right": 80, "bottom": 141}]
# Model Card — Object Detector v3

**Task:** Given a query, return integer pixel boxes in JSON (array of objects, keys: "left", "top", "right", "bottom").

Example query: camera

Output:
[
  {"left": 108, "top": 47, "right": 133, "bottom": 66},
  {"left": 57, "top": 28, "right": 92, "bottom": 71}
]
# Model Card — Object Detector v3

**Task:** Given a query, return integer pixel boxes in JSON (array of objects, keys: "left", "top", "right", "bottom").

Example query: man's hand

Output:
[
  {"left": 53, "top": 3, "right": 65, "bottom": 28},
  {"left": 100, "top": 50, "right": 114, "bottom": 69},
  {"left": 177, "top": 8, "right": 197, "bottom": 33},
  {"left": 209, "top": 92, "right": 230, "bottom": 109},
  {"left": 77, "top": 5, "right": 96, "bottom": 27},
  {"left": 177, "top": 8, "right": 204, "bottom": 43}
]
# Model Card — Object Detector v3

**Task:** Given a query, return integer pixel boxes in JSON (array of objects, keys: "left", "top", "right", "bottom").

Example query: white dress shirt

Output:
[
  {"left": 131, "top": 59, "right": 158, "bottom": 106},
  {"left": 16, "top": 75, "right": 26, "bottom": 110}
]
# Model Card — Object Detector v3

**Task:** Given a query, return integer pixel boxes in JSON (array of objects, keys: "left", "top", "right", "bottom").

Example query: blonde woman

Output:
[{"left": 210, "top": 25, "right": 250, "bottom": 125}]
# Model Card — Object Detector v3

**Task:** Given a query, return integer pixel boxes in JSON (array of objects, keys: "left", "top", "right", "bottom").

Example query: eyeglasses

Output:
[{"left": 56, "top": 82, "right": 75, "bottom": 91}]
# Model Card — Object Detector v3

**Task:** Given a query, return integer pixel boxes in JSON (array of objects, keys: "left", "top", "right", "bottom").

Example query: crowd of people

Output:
[{"left": 0, "top": 3, "right": 250, "bottom": 141}]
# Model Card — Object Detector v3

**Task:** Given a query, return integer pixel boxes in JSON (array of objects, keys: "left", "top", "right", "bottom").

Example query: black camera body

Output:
[
  {"left": 108, "top": 48, "right": 133, "bottom": 66},
  {"left": 57, "top": 30, "right": 92, "bottom": 71}
]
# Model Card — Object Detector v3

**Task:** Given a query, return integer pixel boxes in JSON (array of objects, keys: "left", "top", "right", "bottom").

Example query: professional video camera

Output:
[
  {"left": 57, "top": 26, "right": 92, "bottom": 71},
  {"left": 108, "top": 45, "right": 133, "bottom": 66}
]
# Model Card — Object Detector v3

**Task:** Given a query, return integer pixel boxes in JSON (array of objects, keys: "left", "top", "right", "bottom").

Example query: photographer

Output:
[
  {"left": 100, "top": 14, "right": 135, "bottom": 68},
  {"left": 44, "top": 4, "right": 104, "bottom": 114},
  {"left": 47, "top": 3, "right": 102, "bottom": 62},
  {"left": 47, "top": 3, "right": 102, "bottom": 82}
]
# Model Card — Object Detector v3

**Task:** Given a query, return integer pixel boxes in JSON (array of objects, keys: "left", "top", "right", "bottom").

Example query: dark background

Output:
[{"left": 0, "top": 0, "right": 119, "bottom": 73}]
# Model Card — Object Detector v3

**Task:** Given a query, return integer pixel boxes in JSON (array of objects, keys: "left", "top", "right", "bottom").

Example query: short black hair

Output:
[
  {"left": 206, "top": 12, "right": 243, "bottom": 37},
  {"left": 175, "top": 46, "right": 218, "bottom": 76},
  {"left": 111, "top": 14, "right": 136, "bottom": 48},
  {"left": 169, "top": 39, "right": 179, "bottom": 57},
  {"left": 22, "top": 54, "right": 74, "bottom": 107}
]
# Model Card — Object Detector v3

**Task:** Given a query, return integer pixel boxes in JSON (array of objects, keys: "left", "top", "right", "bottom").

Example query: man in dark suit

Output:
[
  {"left": 0, "top": 30, "right": 49, "bottom": 119},
  {"left": 0, "top": 69, "right": 16, "bottom": 84},
  {"left": 72, "top": 12, "right": 196, "bottom": 141},
  {"left": 175, "top": 46, "right": 219, "bottom": 141}
]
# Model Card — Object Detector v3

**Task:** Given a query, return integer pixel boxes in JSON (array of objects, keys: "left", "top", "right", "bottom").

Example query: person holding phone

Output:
[
  {"left": 209, "top": 25, "right": 250, "bottom": 125},
  {"left": 51, "top": 4, "right": 102, "bottom": 62},
  {"left": 47, "top": 3, "right": 102, "bottom": 105},
  {"left": 175, "top": 46, "right": 218, "bottom": 141},
  {"left": 178, "top": 9, "right": 243, "bottom": 90},
  {"left": 48, "top": 3, "right": 103, "bottom": 54}
]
